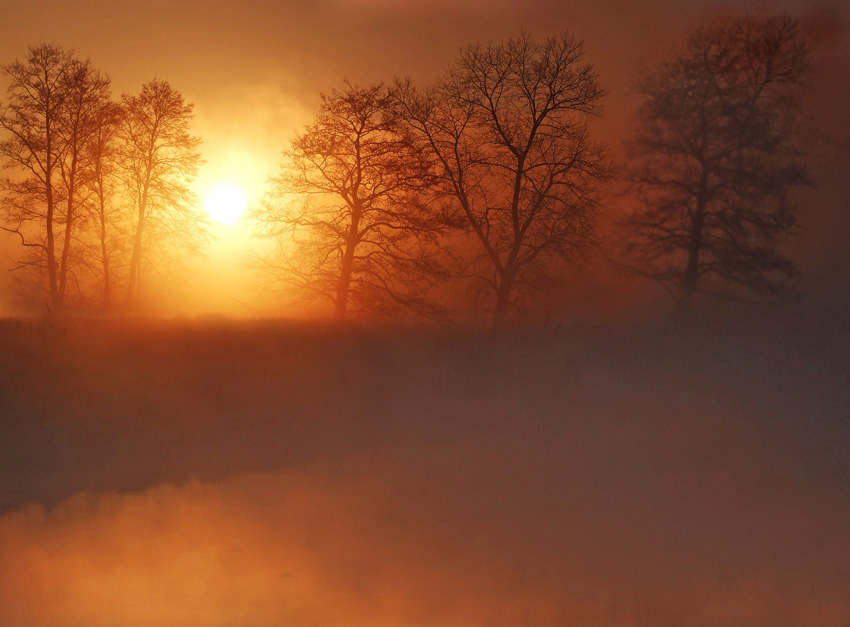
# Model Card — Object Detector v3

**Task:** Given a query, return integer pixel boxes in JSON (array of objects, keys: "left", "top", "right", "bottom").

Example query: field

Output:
[{"left": 1, "top": 310, "right": 849, "bottom": 626}]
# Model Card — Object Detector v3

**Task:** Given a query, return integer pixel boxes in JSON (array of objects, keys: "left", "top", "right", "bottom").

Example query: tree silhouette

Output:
[
  {"left": 118, "top": 79, "right": 204, "bottom": 306},
  {"left": 81, "top": 101, "right": 125, "bottom": 307},
  {"left": 0, "top": 44, "right": 111, "bottom": 309},
  {"left": 622, "top": 15, "right": 811, "bottom": 307},
  {"left": 56, "top": 57, "right": 113, "bottom": 306},
  {"left": 256, "top": 81, "right": 448, "bottom": 321},
  {"left": 396, "top": 32, "right": 610, "bottom": 329}
]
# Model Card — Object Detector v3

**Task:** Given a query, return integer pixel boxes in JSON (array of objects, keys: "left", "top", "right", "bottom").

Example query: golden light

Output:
[{"left": 205, "top": 184, "right": 247, "bottom": 225}]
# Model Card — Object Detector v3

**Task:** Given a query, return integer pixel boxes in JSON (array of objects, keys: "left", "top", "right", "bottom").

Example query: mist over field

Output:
[
  {"left": 1, "top": 302, "right": 848, "bottom": 626},
  {"left": 1, "top": 0, "right": 849, "bottom": 623}
]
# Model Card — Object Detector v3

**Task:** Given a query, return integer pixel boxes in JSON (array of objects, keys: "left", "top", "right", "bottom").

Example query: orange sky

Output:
[
  {"left": 0, "top": 0, "right": 847, "bottom": 316},
  {"left": 2, "top": 6, "right": 848, "bottom": 622}
]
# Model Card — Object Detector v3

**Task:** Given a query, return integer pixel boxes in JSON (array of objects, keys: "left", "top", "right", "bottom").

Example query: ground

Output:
[{"left": 0, "top": 310, "right": 848, "bottom": 626}]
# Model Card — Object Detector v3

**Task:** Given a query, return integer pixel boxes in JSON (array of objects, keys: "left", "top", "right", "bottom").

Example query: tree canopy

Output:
[
  {"left": 0, "top": 46, "right": 205, "bottom": 312},
  {"left": 256, "top": 81, "right": 447, "bottom": 321},
  {"left": 622, "top": 15, "right": 811, "bottom": 306},
  {"left": 396, "top": 31, "right": 611, "bottom": 328}
]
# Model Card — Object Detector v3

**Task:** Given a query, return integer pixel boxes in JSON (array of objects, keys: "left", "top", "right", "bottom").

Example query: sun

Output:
[{"left": 205, "top": 184, "right": 247, "bottom": 225}]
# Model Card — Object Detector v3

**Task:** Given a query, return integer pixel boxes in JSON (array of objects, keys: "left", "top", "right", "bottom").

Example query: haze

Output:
[
  {"left": 1, "top": 1, "right": 849, "bottom": 626},
  {"left": 1, "top": 0, "right": 847, "bottom": 317}
]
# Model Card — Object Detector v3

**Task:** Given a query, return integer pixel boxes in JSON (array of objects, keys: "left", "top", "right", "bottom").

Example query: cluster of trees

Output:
[
  {"left": 258, "top": 14, "right": 812, "bottom": 327},
  {"left": 1, "top": 15, "right": 812, "bottom": 326},
  {"left": 257, "top": 32, "right": 611, "bottom": 326},
  {"left": 0, "top": 44, "right": 204, "bottom": 311}
]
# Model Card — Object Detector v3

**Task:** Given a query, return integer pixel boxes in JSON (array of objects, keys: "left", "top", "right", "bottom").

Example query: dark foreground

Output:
[{"left": 1, "top": 309, "right": 848, "bottom": 626}]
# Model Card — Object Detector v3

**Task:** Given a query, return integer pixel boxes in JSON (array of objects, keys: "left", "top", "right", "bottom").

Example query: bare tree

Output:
[
  {"left": 80, "top": 101, "right": 124, "bottom": 307},
  {"left": 256, "top": 81, "right": 448, "bottom": 322},
  {"left": 54, "top": 58, "right": 112, "bottom": 305},
  {"left": 396, "top": 32, "right": 610, "bottom": 329},
  {"left": 0, "top": 44, "right": 106, "bottom": 309},
  {"left": 117, "top": 79, "right": 204, "bottom": 305},
  {"left": 621, "top": 15, "right": 811, "bottom": 307}
]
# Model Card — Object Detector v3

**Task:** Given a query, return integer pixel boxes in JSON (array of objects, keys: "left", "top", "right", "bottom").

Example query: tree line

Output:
[
  {"left": 0, "top": 44, "right": 204, "bottom": 311},
  {"left": 1, "top": 15, "right": 813, "bottom": 327}
]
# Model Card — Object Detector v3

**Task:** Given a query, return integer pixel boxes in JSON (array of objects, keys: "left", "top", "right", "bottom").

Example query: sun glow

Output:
[{"left": 205, "top": 184, "right": 247, "bottom": 225}]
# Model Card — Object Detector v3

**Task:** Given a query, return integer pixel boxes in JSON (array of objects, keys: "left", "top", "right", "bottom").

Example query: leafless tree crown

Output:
[
  {"left": 256, "top": 81, "right": 448, "bottom": 321},
  {"left": 623, "top": 15, "right": 811, "bottom": 306},
  {"left": 395, "top": 31, "right": 610, "bottom": 328}
]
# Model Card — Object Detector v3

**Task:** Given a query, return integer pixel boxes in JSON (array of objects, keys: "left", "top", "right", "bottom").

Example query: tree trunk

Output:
[
  {"left": 45, "top": 194, "right": 59, "bottom": 309},
  {"left": 100, "top": 212, "right": 111, "bottom": 307},
  {"left": 126, "top": 179, "right": 151, "bottom": 306},
  {"left": 102, "top": 260, "right": 111, "bottom": 307},
  {"left": 100, "top": 215, "right": 111, "bottom": 308},
  {"left": 44, "top": 124, "right": 60, "bottom": 311},
  {"left": 681, "top": 167, "right": 710, "bottom": 309},
  {"left": 126, "top": 216, "right": 144, "bottom": 305},
  {"left": 493, "top": 269, "right": 514, "bottom": 331},
  {"left": 57, "top": 153, "right": 79, "bottom": 306},
  {"left": 95, "top": 170, "right": 111, "bottom": 308},
  {"left": 333, "top": 204, "right": 362, "bottom": 322}
]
